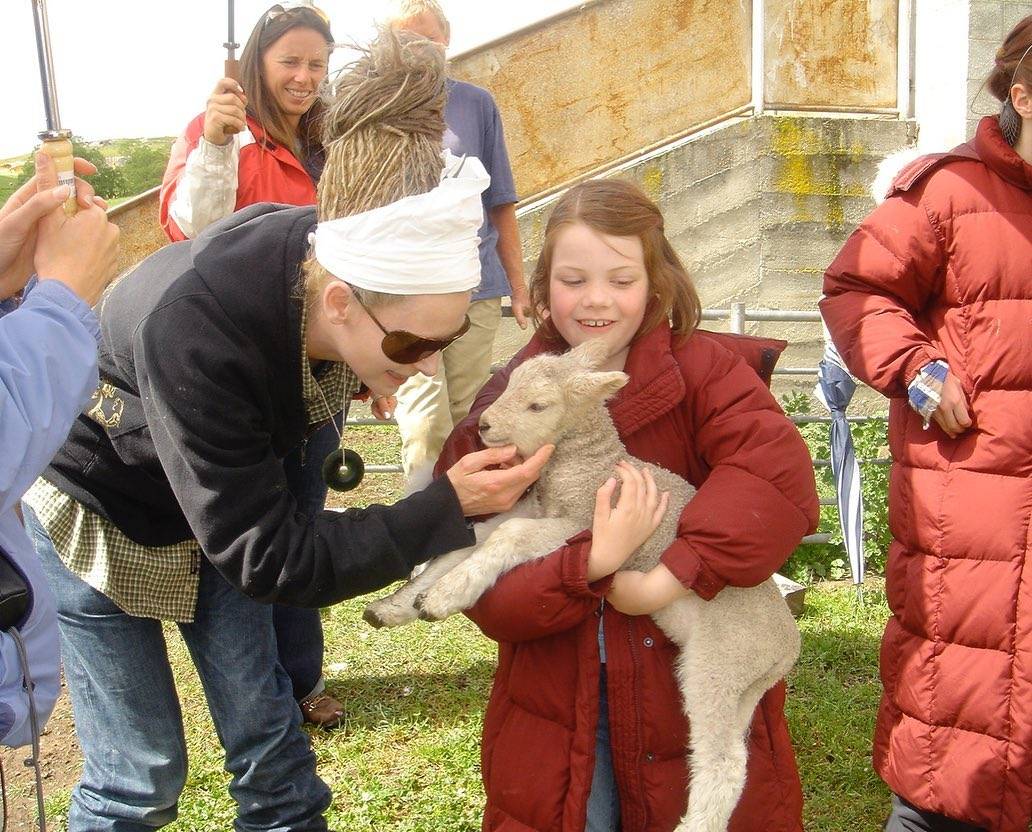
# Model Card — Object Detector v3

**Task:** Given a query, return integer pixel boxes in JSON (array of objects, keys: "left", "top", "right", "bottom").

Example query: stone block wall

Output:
[
  {"left": 966, "top": 1, "right": 1032, "bottom": 137},
  {"left": 515, "top": 113, "right": 916, "bottom": 401}
]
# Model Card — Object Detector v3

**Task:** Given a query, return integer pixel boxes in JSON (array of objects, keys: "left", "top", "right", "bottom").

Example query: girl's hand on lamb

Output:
[
  {"left": 606, "top": 564, "right": 689, "bottom": 616},
  {"left": 587, "top": 462, "right": 670, "bottom": 581},
  {"left": 447, "top": 444, "right": 554, "bottom": 517}
]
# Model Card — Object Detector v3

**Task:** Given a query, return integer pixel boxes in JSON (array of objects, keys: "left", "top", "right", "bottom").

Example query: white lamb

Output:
[{"left": 363, "top": 338, "right": 801, "bottom": 832}]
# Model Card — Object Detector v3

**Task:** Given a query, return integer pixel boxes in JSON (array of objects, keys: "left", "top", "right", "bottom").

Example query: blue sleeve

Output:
[
  {"left": 0, "top": 531, "right": 60, "bottom": 749},
  {"left": 0, "top": 280, "right": 100, "bottom": 514},
  {"left": 481, "top": 95, "right": 517, "bottom": 208}
]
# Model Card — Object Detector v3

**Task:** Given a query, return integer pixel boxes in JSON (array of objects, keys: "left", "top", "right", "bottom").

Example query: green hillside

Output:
[{"left": 0, "top": 136, "right": 174, "bottom": 205}]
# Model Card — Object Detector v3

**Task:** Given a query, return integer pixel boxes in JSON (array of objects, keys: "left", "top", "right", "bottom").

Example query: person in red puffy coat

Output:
[
  {"left": 435, "top": 179, "right": 818, "bottom": 832},
  {"left": 159, "top": 4, "right": 332, "bottom": 244},
  {"left": 822, "top": 17, "right": 1032, "bottom": 832}
]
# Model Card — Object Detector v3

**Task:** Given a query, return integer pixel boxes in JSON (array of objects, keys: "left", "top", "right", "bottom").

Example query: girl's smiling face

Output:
[{"left": 547, "top": 222, "right": 650, "bottom": 372}]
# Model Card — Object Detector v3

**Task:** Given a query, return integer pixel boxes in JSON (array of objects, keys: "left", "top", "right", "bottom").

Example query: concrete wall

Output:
[
  {"left": 452, "top": 0, "right": 906, "bottom": 203},
  {"left": 913, "top": 0, "right": 970, "bottom": 150},
  {"left": 107, "top": 188, "right": 165, "bottom": 277},
  {"left": 765, "top": 0, "right": 900, "bottom": 109},
  {"left": 450, "top": 0, "right": 752, "bottom": 201},
  {"left": 966, "top": 1, "right": 1032, "bottom": 137},
  {"left": 515, "top": 113, "right": 916, "bottom": 399}
]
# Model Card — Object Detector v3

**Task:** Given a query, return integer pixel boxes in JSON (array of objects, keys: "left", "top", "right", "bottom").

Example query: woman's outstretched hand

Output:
[{"left": 446, "top": 444, "right": 554, "bottom": 517}]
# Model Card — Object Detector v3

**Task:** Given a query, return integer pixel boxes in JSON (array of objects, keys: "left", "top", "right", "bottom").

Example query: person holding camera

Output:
[{"left": 0, "top": 151, "right": 118, "bottom": 747}]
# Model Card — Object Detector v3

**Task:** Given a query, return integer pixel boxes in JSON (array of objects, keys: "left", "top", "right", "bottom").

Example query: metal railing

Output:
[{"left": 342, "top": 303, "right": 892, "bottom": 546}]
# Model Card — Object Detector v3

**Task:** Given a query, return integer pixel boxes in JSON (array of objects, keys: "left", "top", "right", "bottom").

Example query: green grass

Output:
[
  {"left": 43, "top": 587, "right": 893, "bottom": 831},
  {"left": 42, "top": 425, "right": 895, "bottom": 831},
  {"left": 789, "top": 583, "right": 891, "bottom": 830}
]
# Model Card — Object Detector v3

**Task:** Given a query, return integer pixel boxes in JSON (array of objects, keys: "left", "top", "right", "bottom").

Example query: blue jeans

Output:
[
  {"left": 586, "top": 665, "right": 620, "bottom": 831},
  {"left": 24, "top": 506, "right": 332, "bottom": 831},
  {"left": 277, "top": 422, "right": 338, "bottom": 702}
]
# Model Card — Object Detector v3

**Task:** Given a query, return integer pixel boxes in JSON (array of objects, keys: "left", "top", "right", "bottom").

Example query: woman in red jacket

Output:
[
  {"left": 821, "top": 14, "right": 1032, "bottom": 832},
  {"left": 160, "top": 3, "right": 331, "bottom": 243},
  {"left": 822, "top": 16, "right": 1032, "bottom": 832},
  {"left": 436, "top": 179, "right": 818, "bottom": 832},
  {"left": 160, "top": 3, "right": 350, "bottom": 728}
]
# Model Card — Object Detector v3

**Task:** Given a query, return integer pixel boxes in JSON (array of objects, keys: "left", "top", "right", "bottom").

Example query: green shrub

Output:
[
  {"left": 117, "top": 139, "right": 171, "bottom": 197},
  {"left": 9, "top": 136, "right": 171, "bottom": 202},
  {"left": 781, "top": 391, "right": 891, "bottom": 584}
]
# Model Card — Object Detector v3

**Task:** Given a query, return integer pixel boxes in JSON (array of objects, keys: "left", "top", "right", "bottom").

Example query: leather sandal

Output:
[{"left": 299, "top": 691, "right": 345, "bottom": 729}]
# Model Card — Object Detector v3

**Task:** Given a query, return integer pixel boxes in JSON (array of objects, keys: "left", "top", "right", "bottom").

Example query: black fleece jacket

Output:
[{"left": 44, "top": 203, "right": 474, "bottom": 606}]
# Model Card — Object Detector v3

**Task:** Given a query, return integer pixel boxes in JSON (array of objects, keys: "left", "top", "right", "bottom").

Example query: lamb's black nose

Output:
[{"left": 479, "top": 417, "right": 491, "bottom": 435}]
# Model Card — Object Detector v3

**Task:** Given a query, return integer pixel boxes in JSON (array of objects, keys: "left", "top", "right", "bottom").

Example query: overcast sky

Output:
[{"left": 3, "top": 0, "right": 578, "bottom": 159}]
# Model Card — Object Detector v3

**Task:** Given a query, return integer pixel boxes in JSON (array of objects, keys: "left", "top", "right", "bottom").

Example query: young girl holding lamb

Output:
[{"left": 433, "top": 179, "right": 818, "bottom": 832}]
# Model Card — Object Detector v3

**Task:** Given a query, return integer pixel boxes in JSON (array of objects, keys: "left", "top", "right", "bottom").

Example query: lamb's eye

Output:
[{"left": 528, "top": 402, "right": 549, "bottom": 413}]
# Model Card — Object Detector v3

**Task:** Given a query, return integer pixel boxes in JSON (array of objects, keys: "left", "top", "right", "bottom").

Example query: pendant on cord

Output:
[{"left": 322, "top": 448, "right": 365, "bottom": 492}]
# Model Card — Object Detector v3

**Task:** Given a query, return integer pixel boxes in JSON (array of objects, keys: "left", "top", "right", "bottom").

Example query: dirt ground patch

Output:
[{"left": 0, "top": 684, "right": 79, "bottom": 829}]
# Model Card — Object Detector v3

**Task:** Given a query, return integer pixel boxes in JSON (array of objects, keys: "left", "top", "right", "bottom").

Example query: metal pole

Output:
[
  {"left": 730, "top": 301, "right": 746, "bottom": 334},
  {"left": 225, "top": 0, "right": 241, "bottom": 81},
  {"left": 897, "top": 0, "right": 916, "bottom": 120},
  {"left": 30, "top": 0, "right": 61, "bottom": 133},
  {"left": 30, "top": 0, "right": 76, "bottom": 214},
  {"left": 751, "top": 0, "right": 765, "bottom": 115}
]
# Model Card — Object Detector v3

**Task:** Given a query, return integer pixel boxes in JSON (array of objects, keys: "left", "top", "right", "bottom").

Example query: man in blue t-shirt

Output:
[{"left": 388, "top": 0, "right": 530, "bottom": 475}]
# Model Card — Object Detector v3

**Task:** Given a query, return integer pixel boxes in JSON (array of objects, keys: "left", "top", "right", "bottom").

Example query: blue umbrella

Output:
[{"left": 814, "top": 326, "right": 865, "bottom": 586}]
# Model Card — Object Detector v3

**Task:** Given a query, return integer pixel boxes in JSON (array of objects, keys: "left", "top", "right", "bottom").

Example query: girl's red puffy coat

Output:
[
  {"left": 436, "top": 322, "right": 819, "bottom": 832},
  {"left": 822, "top": 116, "right": 1032, "bottom": 831},
  {"left": 159, "top": 114, "right": 317, "bottom": 242}
]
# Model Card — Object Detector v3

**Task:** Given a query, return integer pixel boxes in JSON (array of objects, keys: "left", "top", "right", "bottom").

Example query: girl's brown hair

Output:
[
  {"left": 238, "top": 5, "right": 334, "bottom": 155},
  {"left": 529, "top": 178, "right": 702, "bottom": 342},
  {"left": 987, "top": 15, "right": 1032, "bottom": 102}
]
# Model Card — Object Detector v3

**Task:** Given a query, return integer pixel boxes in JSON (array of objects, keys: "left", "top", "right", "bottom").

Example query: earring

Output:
[{"left": 1001, "top": 98, "right": 1022, "bottom": 146}]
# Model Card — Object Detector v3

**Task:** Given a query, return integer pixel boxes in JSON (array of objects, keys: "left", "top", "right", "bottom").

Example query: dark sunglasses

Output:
[{"left": 352, "top": 293, "right": 471, "bottom": 364}]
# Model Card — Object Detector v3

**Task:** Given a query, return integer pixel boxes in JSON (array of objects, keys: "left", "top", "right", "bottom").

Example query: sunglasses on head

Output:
[
  {"left": 350, "top": 291, "right": 471, "bottom": 364},
  {"left": 263, "top": 2, "right": 331, "bottom": 29}
]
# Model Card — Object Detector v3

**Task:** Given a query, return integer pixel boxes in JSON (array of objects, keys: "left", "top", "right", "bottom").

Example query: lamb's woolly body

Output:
[{"left": 364, "top": 340, "right": 800, "bottom": 832}]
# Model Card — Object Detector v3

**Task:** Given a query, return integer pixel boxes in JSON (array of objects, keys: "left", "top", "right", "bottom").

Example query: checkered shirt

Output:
[{"left": 23, "top": 301, "right": 357, "bottom": 622}]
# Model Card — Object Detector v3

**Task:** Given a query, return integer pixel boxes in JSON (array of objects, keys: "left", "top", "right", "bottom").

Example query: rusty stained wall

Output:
[
  {"left": 108, "top": 189, "right": 166, "bottom": 276},
  {"left": 764, "top": 0, "right": 899, "bottom": 109},
  {"left": 450, "top": 0, "right": 752, "bottom": 200}
]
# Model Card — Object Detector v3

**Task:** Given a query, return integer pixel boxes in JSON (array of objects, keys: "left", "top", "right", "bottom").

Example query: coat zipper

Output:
[{"left": 626, "top": 620, "right": 649, "bottom": 831}]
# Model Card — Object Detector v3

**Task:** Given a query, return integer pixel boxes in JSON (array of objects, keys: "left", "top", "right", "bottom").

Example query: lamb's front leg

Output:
[
  {"left": 415, "top": 517, "right": 581, "bottom": 621},
  {"left": 363, "top": 546, "right": 475, "bottom": 628}
]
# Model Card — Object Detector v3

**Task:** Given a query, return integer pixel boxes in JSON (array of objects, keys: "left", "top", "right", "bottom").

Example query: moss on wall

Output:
[{"left": 770, "top": 117, "right": 867, "bottom": 230}]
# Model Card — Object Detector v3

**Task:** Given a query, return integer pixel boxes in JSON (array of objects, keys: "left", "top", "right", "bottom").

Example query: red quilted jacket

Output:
[
  {"left": 822, "top": 116, "right": 1032, "bottom": 831},
  {"left": 159, "top": 114, "right": 317, "bottom": 242},
  {"left": 436, "top": 322, "right": 818, "bottom": 832}
]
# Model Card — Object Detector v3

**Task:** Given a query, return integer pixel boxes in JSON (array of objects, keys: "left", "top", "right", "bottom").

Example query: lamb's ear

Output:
[
  {"left": 567, "top": 370, "right": 629, "bottom": 403},
  {"left": 565, "top": 338, "right": 611, "bottom": 371}
]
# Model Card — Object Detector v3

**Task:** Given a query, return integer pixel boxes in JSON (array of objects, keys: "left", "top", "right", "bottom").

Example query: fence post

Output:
[{"left": 730, "top": 301, "right": 746, "bottom": 334}]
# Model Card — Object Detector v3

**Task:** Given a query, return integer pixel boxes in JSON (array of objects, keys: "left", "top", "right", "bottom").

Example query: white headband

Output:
[{"left": 312, "top": 151, "right": 490, "bottom": 295}]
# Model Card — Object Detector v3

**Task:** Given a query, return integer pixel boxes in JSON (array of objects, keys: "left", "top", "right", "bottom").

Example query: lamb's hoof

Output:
[
  {"left": 362, "top": 599, "right": 418, "bottom": 629},
  {"left": 413, "top": 591, "right": 450, "bottom": 621},
  {"left": 362, "top": 605, "right": 387, "bottom": 628}
]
